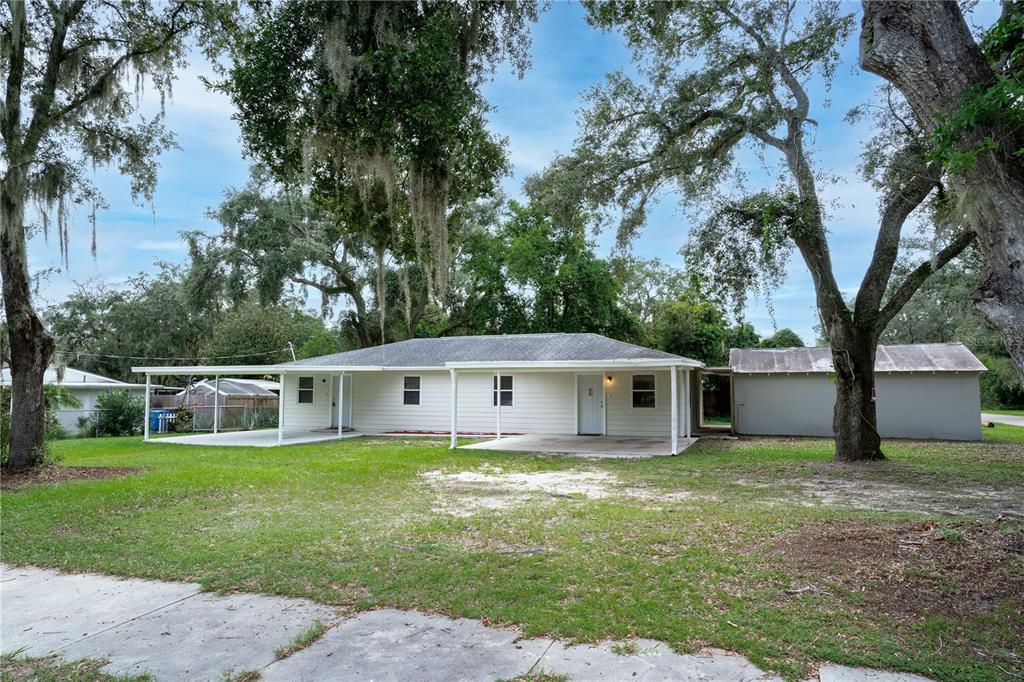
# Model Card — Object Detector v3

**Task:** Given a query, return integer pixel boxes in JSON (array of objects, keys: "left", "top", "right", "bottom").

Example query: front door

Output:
[{"left": 577, "top": 374, "right": 603, "bottom": 435}]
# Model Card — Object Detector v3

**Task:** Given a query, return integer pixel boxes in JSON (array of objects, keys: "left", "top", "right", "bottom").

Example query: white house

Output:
[
  {"left": 729, "top": 343, "right": 986, "bottom": 440},
  {"left": 133, "top": 333, "right": 703, "bottom": 454},
  {"left": 0, "top": 365, "right": 152, "bottom": 430}
]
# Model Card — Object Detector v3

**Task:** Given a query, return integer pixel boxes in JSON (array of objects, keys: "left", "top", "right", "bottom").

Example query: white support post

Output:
[
  {"left": 337, "top": 373, "right": 344, "bottom": 437},
  {"left": 495, "top": 370, "right": 502, "bottom": 440},
  {"left": 143, "top": 374, "right": 151, "bottom": 442},
  {"left": 685, "top": 370, "right": 691, "bottom": 441},
  {"left": 670, "top": 367, "right": 679, "bottom": 455},
  {"left": 213, "top": 375, "right": 220, "bottom": 435},
  {"left": 277, "top": 373, "right": 285, "bottom": 445},
  {"left": 449, "top": 369, "right": 458, "bottom": 449}
]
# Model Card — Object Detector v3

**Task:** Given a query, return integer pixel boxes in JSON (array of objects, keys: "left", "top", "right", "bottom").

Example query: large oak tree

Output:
[
  {"left": 860, "top": 0, "right": 1024, "bottom": 381},
  {"left": 555, "top": 0, "right": 975, "bottom": 461}
]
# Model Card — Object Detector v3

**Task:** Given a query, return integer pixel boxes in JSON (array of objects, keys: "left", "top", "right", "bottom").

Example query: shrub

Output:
[
  {"left": 95, "top": 390, "right": 145, "bottom": 436},
  {"left": 979, "top": 354, "right": 1024, "bottom": 408}
]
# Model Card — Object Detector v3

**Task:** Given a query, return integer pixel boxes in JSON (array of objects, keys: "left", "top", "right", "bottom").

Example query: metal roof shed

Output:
[{"left": 728, "top": 343, "right": 986, "bottom": 441}]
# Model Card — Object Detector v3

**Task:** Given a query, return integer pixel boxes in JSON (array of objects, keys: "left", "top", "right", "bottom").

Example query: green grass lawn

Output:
[{"left": 3, "top": 430, "right": 1023, "bottom": 681}]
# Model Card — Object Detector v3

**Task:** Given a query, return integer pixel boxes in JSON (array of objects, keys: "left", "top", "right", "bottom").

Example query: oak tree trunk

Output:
[
  {"left": 1, "top": 171, "right": 56, "bottom": 470},
  {"left": 861, "top": 0, "right": 1024, "bottom": 381},
  {"left": 830, "top": 321, "right": 885, "bottom": 462}
]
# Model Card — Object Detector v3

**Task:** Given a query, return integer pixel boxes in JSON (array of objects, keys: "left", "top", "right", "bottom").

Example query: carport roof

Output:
[
  {"left": 282, "top": 333, "right": 699, "bottom": 368},
  {"left": 729, "top": 343, "right": 986, "bottom": 374}
]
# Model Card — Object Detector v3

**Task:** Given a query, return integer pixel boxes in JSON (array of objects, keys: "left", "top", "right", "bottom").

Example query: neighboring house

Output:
[
  {"left": 0, "top": 365, "right": 153, "bottom": 430},
  {"left": 729, "top": 343, "right": 986, "bottom": 441},
  {"left": 134, "top": 333, "right": 703, "bottom": 452}
]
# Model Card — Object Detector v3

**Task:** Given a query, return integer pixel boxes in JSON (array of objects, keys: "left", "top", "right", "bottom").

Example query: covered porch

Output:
[{"left": 460, "top": 433, "right": 698, "bottom": 458}]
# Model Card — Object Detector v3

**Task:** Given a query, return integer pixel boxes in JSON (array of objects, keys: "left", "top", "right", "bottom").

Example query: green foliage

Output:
[
  {"left": 979, "top": 354, "right": 1024, "bottom": 409},
  {"left": 685, "top": 191, "right": 803, "bottom": 318},
  {"left": 42, "top": 384, "right": 81, "bottom": 441},
  {"left": 201, "top": 302, "right": 326, "bottom": 362},
  {"left": 94, "top": 391, "right": 145, "bottom": 437},
  {"left": 45, "top": 265, "right": 224, "bottom": 382},
  {"left": 447, "top": 201, "right": 643, "bottom": 341},
  {"left": 929, "top": 2, "right": 1024, "bottom": 174},
  {"left": 758, "top": 329, "right": 805, "bottom": 348},
  {"left": 296, "top": 330, "right": 342, "bottom": 360},
  {"left": 647, "top": 298, "right": 730, "bottom": 365},
  {"left": 222, "top": 2, "right": 536, "bottom": 301}
]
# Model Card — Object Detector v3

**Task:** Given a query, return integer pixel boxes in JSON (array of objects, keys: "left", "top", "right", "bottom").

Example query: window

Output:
[
  {"left": 492, "top": 374, "right": 513, "bottom": 407},
  {"left": 632, "top": 374, "right": 656, "bottom": 408},
  {"left": 403, "top": 376, "right": 421, "bottom": 405},
  {"left": 297, "top": 376, "right": 314, "bottom": 404}
]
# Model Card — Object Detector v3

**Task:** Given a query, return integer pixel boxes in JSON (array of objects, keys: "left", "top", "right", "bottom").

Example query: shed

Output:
[{"left": 729, "top": 343, "right": 986, "bottom": 441}]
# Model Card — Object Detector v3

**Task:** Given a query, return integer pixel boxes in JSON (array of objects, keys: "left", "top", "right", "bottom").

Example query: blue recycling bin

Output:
[{"left": 150, "top": 408, "right": 177, "bottom": 433}]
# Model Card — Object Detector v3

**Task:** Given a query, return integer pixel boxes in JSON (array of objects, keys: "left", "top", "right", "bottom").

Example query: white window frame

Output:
[
  {"left": 297, "top": 376, "right": 315, "bottom": 404},
  {"left": 403, "top": 376, "right": 421, "bottom": 406},
  {"left": 492, "top": 374, "right": 514, "bottom": 408},
  {"left": 631, "top": 373, "right": 656, "bottom": 409}
]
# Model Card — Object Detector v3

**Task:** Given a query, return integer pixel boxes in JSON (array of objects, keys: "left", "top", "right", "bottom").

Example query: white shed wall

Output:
[{"left": 733, "top": 372, "right": 982, "bottom": 440}]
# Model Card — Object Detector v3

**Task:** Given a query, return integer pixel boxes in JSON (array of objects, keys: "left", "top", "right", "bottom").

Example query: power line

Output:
[{"left": 55, "top": 348, "right": 292, "bottom": 362}]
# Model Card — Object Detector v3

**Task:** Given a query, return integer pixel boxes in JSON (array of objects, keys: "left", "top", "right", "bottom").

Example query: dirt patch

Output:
[
  {"left": 791, "top": 463, "right": 1024, "bottom": 518},
  {"left": 421, "top": 465, "right": 693, "bottom": 517},
  {"left": 1, "top": 466, "right": 143, "bottom": 491},
  {"left": 770, "top": 518, "right": 1024, "bottom": 656}
]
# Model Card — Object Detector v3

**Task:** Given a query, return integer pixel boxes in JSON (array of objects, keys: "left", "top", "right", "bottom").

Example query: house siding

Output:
[
  {"left": 278, "top": 368, "right": 694, "bottom": 438},
  {"left": 733, "top": 372, "right": 982, "bottom": 440},
  {"left": 281, "top": 373, "right": 332, "bottom": 431},
  {"left": 604, "top": 369, "right": 684, "bottom": 438}
]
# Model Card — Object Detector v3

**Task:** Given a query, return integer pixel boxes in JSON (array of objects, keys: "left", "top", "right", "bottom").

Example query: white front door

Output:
[{"left": 577, "top": 374, "right": 603, "bottom": 435}]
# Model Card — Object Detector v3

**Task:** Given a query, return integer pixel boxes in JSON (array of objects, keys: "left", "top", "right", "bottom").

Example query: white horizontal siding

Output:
[
  {"left": 455, "top": 371, "right": 577, "bottom": 435},
  {"left": 605, "top": 369, "right": 679, "bottom": 438},
  {"left": 351, "top": 371, "right": 451, "bottom": 432},
  {"left": 281, "top": 373, "right": 332, "bottom": 431},
  {"left": 277, "top": 367, "right": 692, "bottom": 438}
]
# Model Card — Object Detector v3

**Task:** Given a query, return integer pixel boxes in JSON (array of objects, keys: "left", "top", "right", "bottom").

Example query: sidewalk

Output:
[{"left": 1, "top": 564, "right": 933, "bottom": 681}]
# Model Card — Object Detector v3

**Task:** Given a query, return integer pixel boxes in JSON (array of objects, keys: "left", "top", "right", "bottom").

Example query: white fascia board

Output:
[
  {"left": 132, "top": 365, "right": 287, "bottom": 375},
  {"left": 444, "top": 359, "right": 703, "bottom": 370},
  {"left": 133, "top": 365, "right": 386, "bottom": 375}
]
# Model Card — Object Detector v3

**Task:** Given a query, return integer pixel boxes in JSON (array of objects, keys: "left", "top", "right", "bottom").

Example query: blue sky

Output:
[{"left": 28, "top": 1, "right": 1001, "bottom": 344}]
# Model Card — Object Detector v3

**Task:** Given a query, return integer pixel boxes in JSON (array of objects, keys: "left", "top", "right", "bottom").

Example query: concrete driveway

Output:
[
  {"left": 981, "top": 412, "right": 1024, "bottom": 427},
  {"left": 1, "top": 564, "right": 934, "bottom": 682}
]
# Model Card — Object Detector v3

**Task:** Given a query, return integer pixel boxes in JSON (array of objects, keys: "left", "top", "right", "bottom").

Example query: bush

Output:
[
  {"left": 979, "top": 354, "right": 1024, "bottom": 408},
  {"left": 95, "top": 390, "right": 145, "bottom": 436}
]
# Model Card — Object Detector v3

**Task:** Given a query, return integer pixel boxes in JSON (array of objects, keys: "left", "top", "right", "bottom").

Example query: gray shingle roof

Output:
[
  {"left": 283, "top": 333, "right": 695, "bottom": 368},
  {"left": 729, "top": 343, "right": 986, "bottom": 374}
]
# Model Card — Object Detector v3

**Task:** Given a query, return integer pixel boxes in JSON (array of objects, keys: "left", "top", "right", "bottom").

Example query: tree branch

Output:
[
  {"left": 854, "top": 160, "right": 942, "bottom": 317},
  {"left": 876, "top": 229, "right": 976, "bottom": 330}
]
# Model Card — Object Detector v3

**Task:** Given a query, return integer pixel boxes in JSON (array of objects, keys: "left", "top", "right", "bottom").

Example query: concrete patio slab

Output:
[
  {"left": 153, "top": 428, "right": 360, "bottom": 447},
  {"left": 260, "top": 609, "right": 551, "bottom": 682},
  {"left": 460, "top": 433, "right": 698, "bottom": 458}
]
